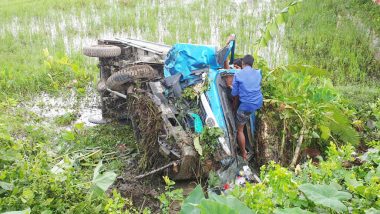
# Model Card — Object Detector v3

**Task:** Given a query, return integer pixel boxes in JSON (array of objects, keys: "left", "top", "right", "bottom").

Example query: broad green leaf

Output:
[
  {"left": 360, "top": 148, "right": 380, "bottom": 164},
  {"left": 193, "top": 137, "right": 203, "bottom": 156},
  {"left": 276, "top": 13, "right": 285, "bottom": 24},
  {"left": 365, "top": 208, "right": 380, "bottom": 214},
  {"left": 274, "top": 207, "right": 313, "bottom": 214},
  {"left": 92, "top": 160, "right": 117, "bottom": 192},
  {"left": 344, "top": 176, "right": 362, "bottom": 189},
  {"left": 264, "top": 30, "right": 272, "bottom": 43},
  {"left": 259, "top": 0, "right": 303, "bottom": 48},
  {"left": 21, "top": 188, "right": 34, "bottom": 202},
  {"left": 91, "top": 186, "right": 106, "bottom": 198},
  {"left": 1, "top": 208, "right": 31, "bottom": 214},
  {"left": 199, "top": 199, "right": 237, "bottom": 214},
  {"left": 319, "top": 125, "right": 330, "bottom": 140},
  {"left": 311, "top": 131, "right": 320, "bottom": 138},
  {"left": 299, "top": 183, "right": 351, "bottom": 212},
  {"left": 268, "top": 22, "right": 279, "bottom": 35},
  {"left": 93, "top": 171, "right": 117, "bottom": 191},
  {"left": 323, "top": 106, "right": 359, "bottom": 145},
  {"left": 62, "top": 131, "right": 75, "bottom": 141},
  {"left": 93, "top": 160, "right": 103, "bottom": 179},
  {"left": 0, "top": 181, "right": 13, "bottom": 191},
  {"left": 180, "top": 185, "right": 205, "bottom": 214},
  {"left": 208, "top": 193, "right": 253, "bottom": 214},
  {"left": 260, "top": 37, "right": 268, "bottom": 47},
  {"left": 74, "top": 122, "right": 84, "bottom": 130}
]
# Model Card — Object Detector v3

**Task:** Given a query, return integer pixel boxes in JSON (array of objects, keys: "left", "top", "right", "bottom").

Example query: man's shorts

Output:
[{"left": 236, "top": 110, "right": 252, "bottom": 125}]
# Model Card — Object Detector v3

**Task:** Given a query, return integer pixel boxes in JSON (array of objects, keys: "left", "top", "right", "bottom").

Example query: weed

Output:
[
  {"left": 54, "top": 112, "right": 77, "bottom": 126},
  {"left": 157, "top": 176, "right": 184, "bottom": 214},
  {"left": 200, "top": 127, "right": 224, "bottom": 159}
]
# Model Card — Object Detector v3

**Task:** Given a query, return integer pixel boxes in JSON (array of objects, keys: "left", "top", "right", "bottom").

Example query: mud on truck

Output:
[{"left": 83, "top": 36, "right": 259, "bottom": 182}]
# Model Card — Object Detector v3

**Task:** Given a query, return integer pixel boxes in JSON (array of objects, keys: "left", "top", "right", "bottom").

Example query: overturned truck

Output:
[{"left": 83, "top": 37, "right": 258, "bottom": 180}]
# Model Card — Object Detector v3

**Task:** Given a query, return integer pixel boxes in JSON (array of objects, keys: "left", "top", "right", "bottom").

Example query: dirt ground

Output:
[{"left": 112, "top": 157, "right": 199, "bottom": 213}]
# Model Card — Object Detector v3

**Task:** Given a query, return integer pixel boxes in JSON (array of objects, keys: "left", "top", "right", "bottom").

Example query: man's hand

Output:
[{"left": 225, "top": 34, "right": 235, "bottom": 45}]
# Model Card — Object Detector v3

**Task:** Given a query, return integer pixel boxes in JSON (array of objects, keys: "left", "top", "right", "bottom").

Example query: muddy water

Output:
[
  {"left": 20, "top": 84, "right": 101, "bottom": 128},
  {"left": 1, "top": 0, "right": 286, "bottom": 63}
]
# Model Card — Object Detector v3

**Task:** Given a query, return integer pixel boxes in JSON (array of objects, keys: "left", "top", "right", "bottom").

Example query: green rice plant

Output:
[{"left": 284, "top": 0, "right": 380, "bottom": 84}]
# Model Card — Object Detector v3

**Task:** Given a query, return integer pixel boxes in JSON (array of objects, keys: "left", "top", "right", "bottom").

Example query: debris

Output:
[{"left": 135, "top": 160, "right": 181, "bottom": 180}]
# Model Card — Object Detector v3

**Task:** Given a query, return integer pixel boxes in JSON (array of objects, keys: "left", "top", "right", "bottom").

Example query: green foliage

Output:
[
  {"left": 351, "top": 98, "right": 380, "bottom": 142},
  {"left": 274, "top": 207, "right": 312, "bottom": 214},
  {"left": 0, "top": 49, "right": 94, "bottom": 99},
  {"left": 207, "top": 171, "right": 221, "bottom": 188},
  {"left": 259, "top": 0, "right": 303, "bottom": 47},
  {"left": 182, "top": 87, "right": 198, "bottom": 101},
  {"left": 182, "top": 143, "right": 380, "bottom": 213},
  {"left": 199, "top": 127, "right": 224, "bottom": 158},
  {"left": 104, "top": 189, "right": 139, "bottom": 214},
  {"left": 264, "top": 63, "right": 359, "bottom": 156},
  {"left": 230, "top": 163, "right": 300, "bottom": 213},
  {"left": 299, "top": 183, "right": 352, "bottom": 212},
  {"left": 284, "top": 0, "right": 380, "bottom": 84},
  {"left": 180, "top": 185, "right": 252, "bottom": 214},
  {"left": 180, "top": 185, "right": 204, "bottom": 214},
  {"left": 91, "top": 161, "right": 117, "bottom": 196},
  {"left": 193, "top": 136, "right": 203, "bottom": 156},
  {"left": 0, "top": 120, "right": 135, "bottom": 213},
  {"left": 0, "top": 138, "right": 105, "bottom": 213},
  {"left": 54, "top": 112, "right": 77, "bottom": 126},
  {"left": 157, "top": 176, "right": 184, "bottom": 214},
  {"left": 43, "top": 49, "right": 92, "bottom": 93}
]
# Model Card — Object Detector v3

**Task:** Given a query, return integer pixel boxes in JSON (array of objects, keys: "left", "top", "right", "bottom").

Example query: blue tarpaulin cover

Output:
[{"left": 164, "top": 43, "right": 232, "bottom": 79}]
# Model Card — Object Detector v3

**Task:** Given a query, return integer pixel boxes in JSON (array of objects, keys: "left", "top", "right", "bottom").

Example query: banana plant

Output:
[
  {"left": 259, "top": 0, "right": 303, "bottom": 47},
  {"left": 261, "top": 63, "right": 359, "bottom": 167}
]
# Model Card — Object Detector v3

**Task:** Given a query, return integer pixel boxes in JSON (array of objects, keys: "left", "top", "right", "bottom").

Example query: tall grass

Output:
[{"left": 284, "top": 0, "right": 380, "bottom": 84}]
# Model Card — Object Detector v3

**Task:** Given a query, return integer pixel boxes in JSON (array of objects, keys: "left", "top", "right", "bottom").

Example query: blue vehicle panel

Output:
[{"left": 206, "top": 68, "right": 238, "bottom": 132}]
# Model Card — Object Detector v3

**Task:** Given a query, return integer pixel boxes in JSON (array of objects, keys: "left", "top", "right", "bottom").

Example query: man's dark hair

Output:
[
  {"left": 242, "top": 55, "right": 254, "bottom": 67},
  {"left": 233, "top": 58, "right": 242, "bottom": 68}
]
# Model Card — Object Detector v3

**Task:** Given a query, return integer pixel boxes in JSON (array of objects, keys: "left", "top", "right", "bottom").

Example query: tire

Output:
[
  {"left": 83, "top": 45, "right": 121, "bottom": 58},
  {"left": 106, "top": 65, "right": 158, "bottom": 90}
]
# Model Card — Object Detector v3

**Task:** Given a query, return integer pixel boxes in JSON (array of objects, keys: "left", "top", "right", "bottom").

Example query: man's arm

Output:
[
  {"left": 231, "top": 74, "right": 239, "bottom": 96},
  {"left": 231, "top": 74, "right": 239, "bottom": 112},
  {"left": 223, "top": 34, "right": 236, "bottom": 69},
  {"left": 225, "top": 34, "right": 235, "bottom": 46},
  {"left": 232, "top": 96, "right": 239, "bottom": 112}
]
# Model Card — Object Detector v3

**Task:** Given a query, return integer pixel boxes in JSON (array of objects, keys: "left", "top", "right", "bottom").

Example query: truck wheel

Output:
[
  {"left": 106, "top": 65, "right": 158, "bottom": 90},
  {"left": 83, "top": 45, "right": 121, "bottom": 58}
]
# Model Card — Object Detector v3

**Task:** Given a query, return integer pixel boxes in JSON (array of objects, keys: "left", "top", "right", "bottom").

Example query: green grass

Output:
[
  {"left": 284, "top": 0, "right": 380, "bottom": 84},
  {"left": 54, "top": 112, "right": 77, "bottom": 126},
  {"left": 337, "top": 85, "right": 380, "bottom": 109}
]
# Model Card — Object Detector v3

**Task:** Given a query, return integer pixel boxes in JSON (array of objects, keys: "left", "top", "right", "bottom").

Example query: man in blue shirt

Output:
[{"left": 231, "top": 55, "right": 263, "bottom": 160}]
